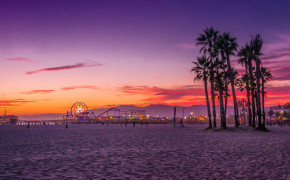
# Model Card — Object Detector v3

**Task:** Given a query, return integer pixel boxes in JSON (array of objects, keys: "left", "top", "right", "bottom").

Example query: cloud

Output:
[
  {"left": 264, "top": 33, "right": 290, "bottom": 52},
  {"left": 155, "top": 92, "right": 168, "bottom": 95},
  {"left": 61, "top": 85, "right": 98, "bottom": 91},
  {"left": 3, "top": 57, "right": 34, "bottom": 62},
  {"left": 272, "top": 47, "right": 290, "bottom": 53},
  {"left": 119, "top": 83, "right": 290, "bottom": 107},
  {"left": 21, "top": 90, "right": 55, "bottom": 94},
  {"left": 262, "top": 57, "right": 290, "bottom": 81},
  {"left": 270, "top": 66, "right": 290, "bottom": 80},
  {"left": 268, "top": 80, "right": 290, "bottom": 87},
  {"left": 20, "top": 85, "right": 98, "bottom": 96},
  {"left": 262, "top": 59, "right": 290, "bottom": 66},
  {"left": 262, "top": 53, "right": 290, "bottom": 61},
  {"left": 0, "top": 99, "right": 36, "bottom": 107},
  {"left": 258, "top": 39, "right": 290, "bottom": 81},
  {"left": 119, "top": 85, "right": 205, "bottom": 105},
  {"left": 26, "top": 62, "right": 102, "bottom": 75}
]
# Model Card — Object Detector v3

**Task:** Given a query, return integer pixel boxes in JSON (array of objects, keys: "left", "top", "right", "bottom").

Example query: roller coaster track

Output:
[{"left": 96, "top": 108, "right": 120, "bottom": 117}]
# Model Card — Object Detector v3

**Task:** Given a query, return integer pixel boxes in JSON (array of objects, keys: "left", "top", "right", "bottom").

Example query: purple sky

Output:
[
  {"left": 0, "top": 0, "right": 290, "bottom": 114},
  {"left": 2, "top": 0, "right": 290, "bottom": 53}
]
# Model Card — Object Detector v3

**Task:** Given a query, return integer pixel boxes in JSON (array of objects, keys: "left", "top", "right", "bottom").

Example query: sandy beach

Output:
[{"left": 0, "top": 124, "right": 289, "bottom": 179}]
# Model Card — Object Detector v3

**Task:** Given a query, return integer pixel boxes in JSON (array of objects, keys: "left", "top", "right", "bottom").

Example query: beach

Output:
[{"left": 0, "top": 124, "right": 289, "bottom": 179}]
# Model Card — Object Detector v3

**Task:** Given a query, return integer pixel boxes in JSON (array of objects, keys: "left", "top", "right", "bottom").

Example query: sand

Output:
[{"left": 0, "top": 124, "right": 289, "bottom": 179}]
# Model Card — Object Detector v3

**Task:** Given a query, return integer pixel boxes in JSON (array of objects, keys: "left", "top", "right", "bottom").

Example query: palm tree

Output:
[
  {"left": 196, "top": 27, "right": 219, "bottom": 128},
  {"left": 251, "top": 34, "right": 263, "bottom": 128},
  {"left": 217, "top": 32, "right": 239, "bottom": 127},
  {"left": 261, "top": 66, "right": 272, "bottom": 127},
  {"left": 245, "top": 44, "right": 257, "bottom": 127},
  {"left": 238, "top": 46, "right": 252, "bottom": 126},
  {"left": 192, "top": 56, "right": 212, "bottom": 128},
  {"left": 215, "top": 36, "right": 229, "bottom": 116},
  {"left": 213, "top": 58, "right": 227, "bottom": 128}
]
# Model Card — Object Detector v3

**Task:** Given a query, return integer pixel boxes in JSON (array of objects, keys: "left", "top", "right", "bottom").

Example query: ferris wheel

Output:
[{"left": 71, "top": 102, "right": 88, "bottom": 117}]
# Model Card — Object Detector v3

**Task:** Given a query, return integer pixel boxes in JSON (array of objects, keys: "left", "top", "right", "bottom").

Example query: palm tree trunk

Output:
[
  {"left": 246, "top": 85, "right": 252, "bottom": 126},
  {"left": 245, "top": 63, "right": 252, "bottom": 126},
  {"left": 248, "top": 59, "right": 256, "bottom": 127},
  {"left": 256, "top": 92, "right": 259, "bottom": 122},
  {"left": 210, "top": 68, "right": 217, "bottom": 127},
  {"left": 256, "top": 60, "right": 262, "bottom": 128},
  {"left": 262, "top": 78, "right": 266, "bottom": 127},
  {"left": 224, "top": 85, "right": 228, "bottom": 115},
  {"left": 221, "top": 52, "right": 228, "bottom": 115},
  {"left": 204, "top": 74, "right": 212, "bottom": 128},
  {"left": 237, "top": 105, "right": 239, "bottom": 122},
  {"left": 218, "top": 76, "right": 226, "bottom": 128},
  {"left": 226, "top": 54, "right": 239, "bottom": 127}
]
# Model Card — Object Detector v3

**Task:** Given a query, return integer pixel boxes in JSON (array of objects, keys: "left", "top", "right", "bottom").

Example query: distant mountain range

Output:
[
  {"left": 19, "top": 104, "right": 240, "bottom": 120},
  {"left": 18, "top": 104, "right": 273, "bottom": 120}
]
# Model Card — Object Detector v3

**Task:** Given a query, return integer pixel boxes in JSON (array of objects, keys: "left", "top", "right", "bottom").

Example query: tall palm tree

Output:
[
  {"left": 196, "top": 27, "right": 219, "bottom": 128},
  {"left": 245, "top": 44, "right": 256, "bottom": 127},
  {"left": 218, "top": 32, "right": 239, "bottom": 127},
  {"left": 251, "top": 34, "right": 263, "bottom": 128},
  {"left": 192, "top": 56, "right": 212, "bottom": 128},
  {"left": 213, "top": 58, "right": 227, "bottom": 128},
  {"left": 215, "top": 36, "right": 229, "bottom": 116},
  {"left": 261, "top": 66, "right": 272, "bottom": 127},
  {"left": 238, "top": 45, "right": 252, "bottom": 126}
]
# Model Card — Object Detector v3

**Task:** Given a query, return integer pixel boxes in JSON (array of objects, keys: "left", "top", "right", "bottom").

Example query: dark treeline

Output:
[{"left": 192, "top": 27, "right": 272, "bottom": 130}]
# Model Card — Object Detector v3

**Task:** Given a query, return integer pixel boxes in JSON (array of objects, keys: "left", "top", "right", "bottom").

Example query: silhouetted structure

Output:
[{"left": 173, "top": 107, "right": 176, "bottom": 127}]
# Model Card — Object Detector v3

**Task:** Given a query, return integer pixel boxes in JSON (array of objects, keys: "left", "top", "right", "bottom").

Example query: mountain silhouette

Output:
[{"left": 18, "top": 104, "right": 252, "bottom": 120}]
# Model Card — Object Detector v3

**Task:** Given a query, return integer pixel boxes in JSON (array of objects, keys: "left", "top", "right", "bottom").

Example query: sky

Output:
[{"left": 0, "top": 0, "right": 290, "bottom": 115}]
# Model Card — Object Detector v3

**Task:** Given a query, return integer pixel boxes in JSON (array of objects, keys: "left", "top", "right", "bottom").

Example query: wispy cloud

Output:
[
  {"left": 61, "top": 85, "right": 98, "bottom": 91},
  {"left": 262, "top": 53, "right": 290, "bottom": 61},
  {"left": 258, "top": 35, "right": 290, "bottom": 82},
  {"left": 20, "top": 85, "right": 98, "bottom": 95},
  {"left": 270, "top": 66, "right": 290, "bottom": 81},
  {"left": 26, "top": 62, "right": 102, "bottom": 75},
  {"left": 21, "top": 90, "right": 55, "bottom": 94},
  {"left": 264, "top": 33, "right": 290, "bottom": 51},
  {"left": 3, "top": 57, "right": 34, "bottom": 62},
  {"left": 119, "top": 85, "right": 204, "bottom": 105},
  {"left": 0, "top": 99, "right": 36, "bottom": 107}
]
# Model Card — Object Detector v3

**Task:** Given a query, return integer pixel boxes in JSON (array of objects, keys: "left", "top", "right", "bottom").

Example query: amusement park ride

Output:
[{"left": 65, "top": 102, "right": 147, "bottom": 123}]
